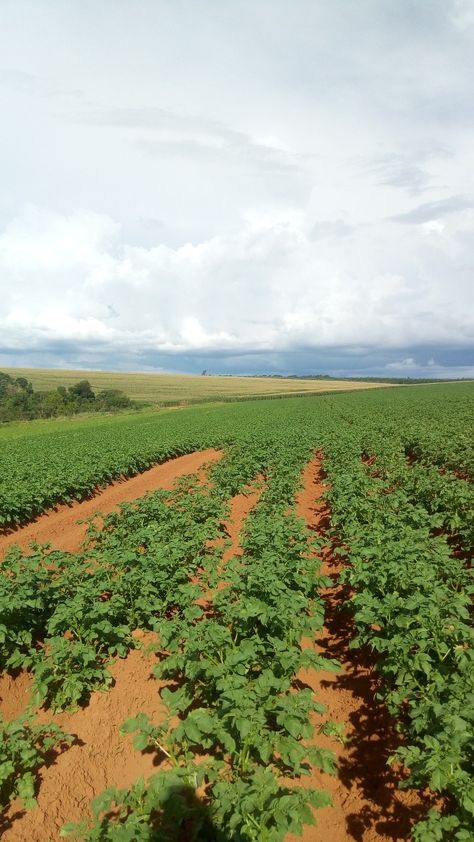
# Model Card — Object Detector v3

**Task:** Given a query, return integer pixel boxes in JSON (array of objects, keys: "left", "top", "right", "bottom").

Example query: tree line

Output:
[{"left": 0, "top": 372, "right": 137, "bottom": 422}]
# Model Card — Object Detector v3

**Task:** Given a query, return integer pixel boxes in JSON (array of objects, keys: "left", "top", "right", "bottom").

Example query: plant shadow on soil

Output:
[
  {"left": 300, "top": 462, "right": 438, "bottom": 842},
  {"left": 1, "top": 788, "right": 234, "bottom": 842},
  {"left": 316, "top": 570, "right": 438, "bottom": 842},
  {"left": 95, "top": 779, "right": 237, "bottom": 842},
  {"left": 0, "top": 734, "right": 85, "bottom": 837}
]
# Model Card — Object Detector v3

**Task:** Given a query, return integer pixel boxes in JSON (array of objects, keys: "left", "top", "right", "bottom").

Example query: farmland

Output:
[
  {"left": 0, "top": 382, "right": 473, "bottom": 841},
  {"left": 0, "top": 367, "right": 393, "bottom": 406}
]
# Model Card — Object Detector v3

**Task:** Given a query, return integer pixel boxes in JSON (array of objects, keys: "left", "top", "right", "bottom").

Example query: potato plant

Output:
[{"left": 0, "top": 382, "right": 472, "bottom": 838}]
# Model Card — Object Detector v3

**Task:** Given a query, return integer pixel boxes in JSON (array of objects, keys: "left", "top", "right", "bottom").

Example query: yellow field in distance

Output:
[{"left": 2, "top": 368, "right": 393, "bottom": 405}]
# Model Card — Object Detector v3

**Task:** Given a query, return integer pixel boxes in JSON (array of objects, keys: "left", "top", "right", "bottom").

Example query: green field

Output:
[
  {"left": 0, "top": 382, "right": 471, "bottom": 527},
  {"left": 1, "top": 367, "right": 393, "bottom": 406},
  {"left": 0, "top": 382, "right": 473, "bottom": 840}
]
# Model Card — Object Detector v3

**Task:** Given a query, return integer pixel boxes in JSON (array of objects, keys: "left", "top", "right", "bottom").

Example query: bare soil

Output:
[
  {"left": 290, "top": 454, "right": 438, "bottom": 842},
  {"left": 1, "top": 633, "right": 166, "bottom": 841}
]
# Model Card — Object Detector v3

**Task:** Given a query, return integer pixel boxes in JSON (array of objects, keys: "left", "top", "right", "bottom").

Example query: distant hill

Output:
[{"left": 1, "top": 367, "right": 394, "bottom": 408}]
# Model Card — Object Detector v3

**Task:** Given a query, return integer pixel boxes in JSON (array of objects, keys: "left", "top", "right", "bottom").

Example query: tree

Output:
[
  {"left": 68, "top": 380, "right": 95, "bottom": 404},
  {"left": 96, "top": 389, "right": 132, "bottom": 409}
]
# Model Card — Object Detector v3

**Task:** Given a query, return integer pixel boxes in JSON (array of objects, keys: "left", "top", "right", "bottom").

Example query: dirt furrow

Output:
[
  {"left": 0, "top": 448, "right": 223, "bottom": 557},
  {"left": 290, "top": 453, "right": 437, "bottom": 842}
]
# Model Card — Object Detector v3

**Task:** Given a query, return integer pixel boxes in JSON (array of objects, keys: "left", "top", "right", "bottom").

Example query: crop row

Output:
[
  {"left": 1, "top": 444, "right": 260, "bottom": 812},
  {"left": 324, "top": 429, "right": 474, "bottom": 840}
]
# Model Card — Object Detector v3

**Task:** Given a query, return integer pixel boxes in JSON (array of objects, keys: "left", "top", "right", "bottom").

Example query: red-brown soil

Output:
[
  {"left": 0, "top": 633, "right": 166, "bottom": 841},
  {"left": 0, "top": 460, "right": 260, "bottom": 842},
  {"left": 289, "top": 454, "right": 437, "bottom": 842},
  {"left": 0, "top": 448, "right": 222, "bottom": 558},
  {"left": 221, "top": 483, "right": 261, "bottom": 564},
  {"left": 194, "top": 479, "right": 262, "bottom": 609}
]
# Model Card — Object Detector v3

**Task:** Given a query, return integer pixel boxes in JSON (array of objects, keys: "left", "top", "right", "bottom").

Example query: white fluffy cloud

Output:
[{"left": 1, "top": 203, "right": 472, "bottom": 360}]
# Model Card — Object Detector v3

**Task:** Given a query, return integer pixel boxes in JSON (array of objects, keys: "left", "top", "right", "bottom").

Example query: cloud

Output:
[
  {"left": 0, "top": 205, "right": 473, "bottom": 372},
  {"left": 76, "top": 105, "right": 301, "bottom": 175},
  {"left": 0, "top": 1, "right": 473, "bottom": 376},
  {"left": 309, "top": 219, "right": 354, "bottom": 240},
  {"left": 386, "top": 357, "right": 418, "bottom": 369},
  {"left": 450, "top": 0, "right": 474, "bottom": 30},
  {"left": 385, "top": 357, "right": 474, "bottom": 379},
  {"left": 388, "top": 195, "right": 473, "bottom": 224},
  {"left": 0, "top": 68, "right": 83, "bottom": 100},
  {"left": 367, "top": 146, "right": 452, "bottom": 195},
  {"left": 374, "top": 158, "right": 431, "bottom": 194}
]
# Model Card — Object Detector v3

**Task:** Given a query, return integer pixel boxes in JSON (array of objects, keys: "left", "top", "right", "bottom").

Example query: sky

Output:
[{"left": 0, "top": 0, "right": 473, "bottom": 379}]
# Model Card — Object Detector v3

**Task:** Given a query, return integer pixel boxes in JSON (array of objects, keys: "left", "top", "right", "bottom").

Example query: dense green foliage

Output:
[
  {"left": 0, "top": 382, "right": 472, "bottom": 838},
  {"left": 2, "top": 442, "right": 338, "bottom": 839},
  {"left": 323, "top": 411, "right": 474, "bottom": 840},
  {"left": 0, "top": 477, "right": 227, "bottom": 711},
  {"left": 0, "top": 383, "right": 471, "bottom": 529},
  {"left": 0, "top": 371, "right": 135, "bottom": 424},
  {"left": 61, "top": 440, "right": 338, "bottom": 840}
]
